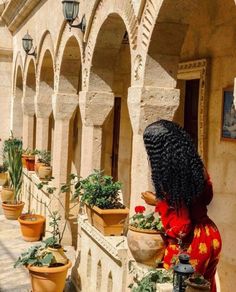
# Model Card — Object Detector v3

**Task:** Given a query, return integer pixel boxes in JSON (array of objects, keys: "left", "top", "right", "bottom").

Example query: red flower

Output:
[
  {"left": 155, "top": 205, "right": 159, "bottom": 213},
  {"left": 135, "top": 205, "right": 146, "bottom": 213}
]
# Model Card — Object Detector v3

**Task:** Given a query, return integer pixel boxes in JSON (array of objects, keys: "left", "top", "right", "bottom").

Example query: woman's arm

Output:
[{"left": 141, "top": 191, "right": 157, "bottom": 206}]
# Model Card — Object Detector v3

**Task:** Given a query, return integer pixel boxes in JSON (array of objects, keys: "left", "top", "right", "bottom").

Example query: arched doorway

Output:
[{"left": 89, "top": 13, "right": 133, "bottom": 207}]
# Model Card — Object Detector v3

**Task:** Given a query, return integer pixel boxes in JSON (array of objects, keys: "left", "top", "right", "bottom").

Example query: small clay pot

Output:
[
  {"left": 38, "top": 165, "right": 52, "bottom": 180},
  {"left": 185, "top": 278, "right": 211, "bottom": 292},
  {"left": 18, "top": 214, "right": 45, "bottom": 242},
  {"left": 25, "top": 156, "right": 35, "bottom": 171},
  {"left": 0, "top": 172, "right": 8, "bottom": 186},
  {"left": 22, "top": 154, "right": 28, "bottom": 168},
  {"left": 1, "top": 187, "right": 14, "bottom": 202},
  {"left": 2, "top": 201, "right": 25, "bottom": 220}
]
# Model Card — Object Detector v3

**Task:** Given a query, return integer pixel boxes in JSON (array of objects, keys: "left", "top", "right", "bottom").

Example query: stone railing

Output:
[{"left": 72, "top": 215, "right": 173, "bottom": 292}]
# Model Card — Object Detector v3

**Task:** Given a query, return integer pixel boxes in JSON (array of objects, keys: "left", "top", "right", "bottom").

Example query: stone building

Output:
[{"left": 0, "top": 0, "right": 236, "bottom": 291}]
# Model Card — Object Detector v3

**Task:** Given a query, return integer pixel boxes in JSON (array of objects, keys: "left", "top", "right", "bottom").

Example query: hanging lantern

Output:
[
  {"left": 173, "top": 254, "right": 194, "bottom": 292},
  {"left": 62, "top": 0, "right": 80, "bottom": 22},
  {"left": 22, "top": 32, "right": 33, "bottom": 54}
]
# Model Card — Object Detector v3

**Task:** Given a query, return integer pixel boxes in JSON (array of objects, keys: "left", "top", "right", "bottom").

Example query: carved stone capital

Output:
[
  {"left": 79, "top": 91, "right": 114, "bottom": 126},
  {"left": 128, "top": 86, "right": 180, "bottom": 134},
  {"left": 52, "top": 92, "right": 79, "bottom": 120}
]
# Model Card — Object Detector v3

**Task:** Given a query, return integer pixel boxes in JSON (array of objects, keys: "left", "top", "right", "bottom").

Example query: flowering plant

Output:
[{"left": 130, "top": 205, "right": 163, "bottom": 231}]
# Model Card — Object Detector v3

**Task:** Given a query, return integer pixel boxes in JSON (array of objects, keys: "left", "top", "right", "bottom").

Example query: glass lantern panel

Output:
[
  {"left": 63, "top": 1, "right": 79, "bottom": 21},
  {"left": 22, "top": 39, "right": 32, "bottom": 53}
]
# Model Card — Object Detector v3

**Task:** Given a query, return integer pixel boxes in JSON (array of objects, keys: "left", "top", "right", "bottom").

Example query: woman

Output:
[{"left": 142, "top": 119, "right": 221, "bottom": 292}]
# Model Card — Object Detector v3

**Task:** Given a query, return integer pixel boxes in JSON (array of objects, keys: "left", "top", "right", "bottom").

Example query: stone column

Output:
[
  {"left": 128, "top": 86, "right": 180, "bottom": 213},
  {"left": 35, "top": 101, "right": 52, "bottom": 150},
  {"left": 52, "top": 92, "right": 79, "bottom": 184},
  {"left": 51, "top": 92, "right": 79, "bottom": 245},
  {"left": 79, "top": 91, "right": 115, "bottom": 177},
  {"left": 22, "top": 94, "right": 35, "bottom": 149}
]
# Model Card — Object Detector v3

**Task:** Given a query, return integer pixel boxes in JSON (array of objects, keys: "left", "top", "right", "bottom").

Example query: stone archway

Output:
[
  {"left": 84, "top": 13, "right": 133, "bottom": 207},
  {"left": 37, "top": 49, "right": 54, "bottom": 151},
  {"left": 23, "top": 58, "right": 36, "bottom": 149},
  {"left": 12, "top": 65, "right": 24, "bottom": 139}
]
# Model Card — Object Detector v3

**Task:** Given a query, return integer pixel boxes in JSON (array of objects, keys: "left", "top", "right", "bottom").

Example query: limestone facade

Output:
[{"left": 1, "top": 0, "right": 236, "bottom": 291}]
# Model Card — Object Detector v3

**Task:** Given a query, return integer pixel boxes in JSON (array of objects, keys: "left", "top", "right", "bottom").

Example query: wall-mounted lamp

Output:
[
  {"left": 62, "top": 0, "right": 86, "bottom": 33},
  {"left": 22, "top": 32, "right": 36, "bottom": 57}
]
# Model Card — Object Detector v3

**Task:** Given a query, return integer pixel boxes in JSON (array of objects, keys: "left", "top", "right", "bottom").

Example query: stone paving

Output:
[{"left": 0, "top": 207, "right": 76, "bottom": 292}]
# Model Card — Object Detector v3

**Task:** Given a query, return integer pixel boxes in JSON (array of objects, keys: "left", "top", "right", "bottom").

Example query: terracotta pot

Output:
[
  {"left": 18, "top": 214, "right": 45, "bottom": 242},
  {"left": 35, "top": 161, "right": 45, "bottom": 174},
  {"left": 127, "top": 226, "right": 165, "bottom": 267},
  {"left": 38, "top": 165, "right": 52, "bottom": 180},
  {"left": 185, "top": 279, "right": 211, "bottom": 292},
  {"left": 22, "top": 154, "right": 29, "bottom": 168},
  {"left": 28, "top": 260, "right": 72, "bottom": 292},
  {"left": 1, "top": 187, "right": 14, "bottom": 202},
  {"left": 46, "top": 246, "right": 68, "bottom": 265},
  {"left": 2, "top": 201, "right": 25, "bottom": 220},
  {"left": 88, "top": 205, "right": 129, "bottom": 236},
  {"left": 0, "top": 172, "right": 8, "bottom": 186},
  {"left": 25, "top": 156, "right": 35, "bottom": 171}
]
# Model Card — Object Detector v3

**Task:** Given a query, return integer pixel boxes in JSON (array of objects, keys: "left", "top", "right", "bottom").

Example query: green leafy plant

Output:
[
  {"left": 130, "top": 206, "right": 163, "bottom": 231},
  {"left": 3, "top": 135, "right": 23, "bottom": 201},
  {"left": 22, "top": 148, "right": 38, "bottom": 156},
  {"left": 72, "top": 170, "right": 124, "bottom": 209},
  {"left": 37, "top": 150, "right": 51, "bottom": 166},
  {"left": 129, "top": 269, "right": 173, "bottom": 292}
]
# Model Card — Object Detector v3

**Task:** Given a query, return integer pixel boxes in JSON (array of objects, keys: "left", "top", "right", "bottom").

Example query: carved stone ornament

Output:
[{"left": 134, "top": 54, "right": 143, "bottom": 81}]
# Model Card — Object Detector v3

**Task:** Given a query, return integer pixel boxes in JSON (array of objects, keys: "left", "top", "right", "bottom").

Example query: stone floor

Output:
[{"left": 0, "top": 208, "right": 76, "bottom": 292}]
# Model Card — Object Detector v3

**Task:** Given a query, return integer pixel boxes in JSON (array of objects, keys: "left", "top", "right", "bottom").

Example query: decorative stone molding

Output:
[{"left": 177, "top": 59, "right": 209, "bottom": 163}]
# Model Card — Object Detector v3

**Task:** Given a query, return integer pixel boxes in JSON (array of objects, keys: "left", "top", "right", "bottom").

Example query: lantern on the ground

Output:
[{"left": 173, "top": 254, "right": 194, "bottom": 292}]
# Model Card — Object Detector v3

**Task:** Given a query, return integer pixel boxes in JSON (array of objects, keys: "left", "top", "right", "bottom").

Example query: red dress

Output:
[{"left": 156, "top": 176, "right": 222, "bottom": 292}]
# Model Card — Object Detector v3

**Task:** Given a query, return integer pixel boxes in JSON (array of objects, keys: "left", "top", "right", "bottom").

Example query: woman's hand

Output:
[{"left": 141, "top": 191, "right": 157, "bottom": 206}]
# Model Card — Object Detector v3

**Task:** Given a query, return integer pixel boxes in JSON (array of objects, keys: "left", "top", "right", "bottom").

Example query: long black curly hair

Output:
[{"left": 143, "top": 119, "right": 205, "bottom": 208}]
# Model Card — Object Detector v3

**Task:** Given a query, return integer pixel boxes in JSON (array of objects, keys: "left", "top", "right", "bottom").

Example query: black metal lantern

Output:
[
  {"left": 173, "top": 254, "right": 194, "bottom": 292},
  {"left": 61, "top": 0, "right": 86, "bottom": 33},
  {"left": 22, "top": 32, "right": 36, "bottom": 56}
]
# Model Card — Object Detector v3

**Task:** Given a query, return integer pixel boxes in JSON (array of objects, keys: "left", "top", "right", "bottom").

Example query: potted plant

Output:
[
  {"left": 127, "top": 206, "right": 165, "bottom": 267},
  {"left": 73, "top": 170, "right": 129, "bottom": 236},
  {"left": 1, "top": 136, "right": 24, "bottom": 220},
  {"left": 35, "top": 150, "right": 52, "bottom": 180},
  {"left": 22, "top": 148, "right": 37, "bottom": 171},
  {"left": 0, "top": 162, "right": 8, "bottom": 186},
  {"left": 185, "top": 274, "right": 211, "bottom": 292},
  {"left": 15, "top": 211, "right": 71, "bottom": 292}
]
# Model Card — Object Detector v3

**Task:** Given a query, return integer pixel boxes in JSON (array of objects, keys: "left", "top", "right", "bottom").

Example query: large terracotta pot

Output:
[
  {"left": 2, "top": 201, "right": 25, "bottom": 220},
  {"left": 18, "top": 214, "right": 45, "bottom": 242},
  {"left": 28, "top": 260, "right": 72, "bottom": 292},
  {"left": 85, "top": 204, "right": 93, "bottom": 224},
  {"left": 46, "top": 246, "right": 68, "bottom": 265},
  {"left": 87, "top": 205, "right": 129, "bottom": 236},
  {"left": 25, "top": 156, "right": 35, "bottom": 171},
  {"left": 0, "top": 172, "right": 8, "bottom": 186},
  {"left": 38, "top": 165, "right": 52, "bottom": 180},
  {"left": 185, "top": 279, "right": 211, "bottom": 292},
  {"left": 35, "top": 161, "right": 45, "bottom": 174},
  {"left": 1, "top": 187, "right": 14, "bottom": 202},
  {"left": 127, "top": 226, "right": 165, "bottom": 267}
]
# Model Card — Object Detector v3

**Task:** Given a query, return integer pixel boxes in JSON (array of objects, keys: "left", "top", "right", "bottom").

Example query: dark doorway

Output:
[{"left": 184, "top": 79, "right": 200, "bottom": 148}]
